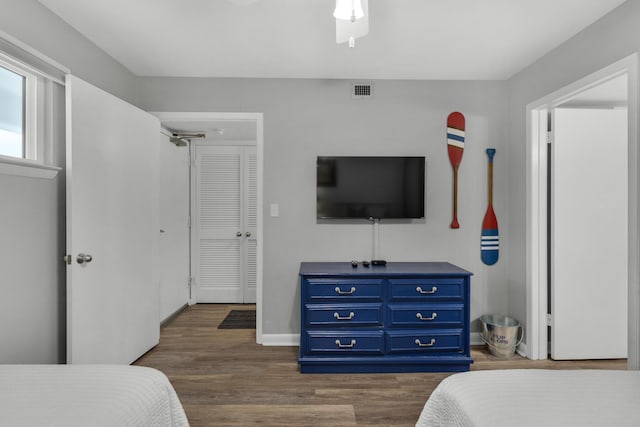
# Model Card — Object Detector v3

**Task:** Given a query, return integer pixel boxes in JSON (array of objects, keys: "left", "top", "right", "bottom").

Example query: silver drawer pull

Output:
[
  {"left": 335, "top": 339, "right": 356, "bottom": 348},
  {"left": 415, "top": 338, "right": 436, "bottom": 347},
  {"left": 416, "top": 312, "right": 438, "bottom": 321},
  {"left": 416, "top": 286, "right": 438, "bottom": 294},
  {"left": 334, "top": 311, "right": 355, "bottom": 320},
  {"left": 334, "top": 286, "right": 356, "bottom": 295}
]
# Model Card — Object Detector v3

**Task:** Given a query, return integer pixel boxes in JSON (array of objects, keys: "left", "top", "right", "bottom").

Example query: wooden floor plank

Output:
[
  {"left": 135, "top": 304, "right": 626, "bottom": 426},
  {"left": 184, "top": 404, "right": 356, "bottom": 427}
]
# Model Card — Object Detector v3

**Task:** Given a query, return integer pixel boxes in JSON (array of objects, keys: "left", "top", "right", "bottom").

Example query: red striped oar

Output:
[
  {"left": 447, "top": 112, "right": 465, "bottom": 228},
  {"left": 481, "top": 148, "right": 499, "bottom": 265}
]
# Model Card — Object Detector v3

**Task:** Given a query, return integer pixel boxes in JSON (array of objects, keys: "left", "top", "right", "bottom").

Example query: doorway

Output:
[
  {"left": 153, "top": 112, "right": 264, "bottom": 342},
  {"left": 526, "top": 55, "right": 639, "bottom": 368}
]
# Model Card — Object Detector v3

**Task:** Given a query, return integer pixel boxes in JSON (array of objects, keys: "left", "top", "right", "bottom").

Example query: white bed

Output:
[
  {"left": 416, "top": 369, "right": 640, "bottom": 427},
  {"left": 0, "top": 365, "right": 189, "bottom": 427}
]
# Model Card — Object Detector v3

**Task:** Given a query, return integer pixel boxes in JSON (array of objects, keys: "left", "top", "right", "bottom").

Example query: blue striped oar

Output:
[
  {"left": 447, "top": 112, "right": 465, "bottom": 229},
  {"left": 481, "top": 148, "right": 499, "bottom": 265}
]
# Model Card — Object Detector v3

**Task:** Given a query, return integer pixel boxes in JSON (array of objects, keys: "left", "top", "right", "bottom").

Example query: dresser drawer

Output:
[
  {"left": 386, "top": 329, "right": 464, "bottom": 353},
  {"left": 305, "top": 303, "right": 383, "bottom": 327},
  {"left": 304, "top": 278, "right": 383, "bottom": 301},
  {"left": 387, "top": 303, "right": 464, "bottom": 328},
  {"left": 305, "top": 331, "right": 384, "bottom": 355},
  {"left": 389, "top": 278, "right": 464, "bottom": 301}
]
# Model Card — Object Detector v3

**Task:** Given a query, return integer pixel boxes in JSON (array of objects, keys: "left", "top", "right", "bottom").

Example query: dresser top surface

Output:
[{"left": 299, "top": 261, "right": 472, "bottom": 277}]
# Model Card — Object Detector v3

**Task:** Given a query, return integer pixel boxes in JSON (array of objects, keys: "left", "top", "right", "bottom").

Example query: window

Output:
[
  {"left": 0, "top": 51, "right": 60, "bottom": 179},
  {"left": 0, "top": 64, "right": 24, "bottom": 158},
  {"left": 0, "top": 58, "right": 36, "bottom": 160}
]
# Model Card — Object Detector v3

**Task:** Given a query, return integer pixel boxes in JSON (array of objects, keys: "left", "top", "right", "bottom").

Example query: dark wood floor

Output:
[{"left": 135, "top": 304, "right": 626, "bottom": 427}]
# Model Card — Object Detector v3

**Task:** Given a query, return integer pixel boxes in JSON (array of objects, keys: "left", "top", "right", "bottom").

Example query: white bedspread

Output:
[
  {"left": 416, "top": 369, "right": 640, "bottom": 427},
  {"left": 0, "top": 365, "right": 189, "bottom": 427}
]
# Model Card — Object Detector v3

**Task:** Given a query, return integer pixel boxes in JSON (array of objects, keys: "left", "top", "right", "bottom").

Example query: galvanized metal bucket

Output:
[{"left": 480, "top": 314, "right": 523, "bottom": 358}]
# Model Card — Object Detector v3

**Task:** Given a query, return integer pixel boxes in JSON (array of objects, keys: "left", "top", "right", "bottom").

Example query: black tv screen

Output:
[{"left": 317, "top": 156, "right": 425, "bottom": 219}]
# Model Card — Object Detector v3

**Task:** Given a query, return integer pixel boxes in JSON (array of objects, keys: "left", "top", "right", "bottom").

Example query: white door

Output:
[
  {"left": 158, "top": 132, "right": 190, "bottom": 321},
  {"left": 66, "top": 75, "right": 160, "bottom": 364},
  {"left": 193, "top": 145, "right": 257, "bottom": 303},
  {"left": 550, "top": 107, "right": 628, "bottom": 359}
]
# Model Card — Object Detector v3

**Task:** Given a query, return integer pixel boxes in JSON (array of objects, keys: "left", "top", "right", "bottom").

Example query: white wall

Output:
[
  {"left": 506, "top": 1, "right": 639, "bottom": 353},
  {"left": 158, "top": 133, "right": 190, "bottom": 322},
  {"left": 137, "top": 78, "right": 510, "bottom": 336},
  {"left": 0, "top": 172, "right": 64, "bottom": 363}
]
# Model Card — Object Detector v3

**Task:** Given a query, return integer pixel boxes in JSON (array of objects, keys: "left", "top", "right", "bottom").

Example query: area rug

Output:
[{"left": 218, "top": 310, "right": 256, "bottom": 329}]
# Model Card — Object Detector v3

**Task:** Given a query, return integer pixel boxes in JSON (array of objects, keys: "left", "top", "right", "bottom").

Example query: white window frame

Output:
[{"left": 0, "top": 52, "right": 60, "bottom": 179}]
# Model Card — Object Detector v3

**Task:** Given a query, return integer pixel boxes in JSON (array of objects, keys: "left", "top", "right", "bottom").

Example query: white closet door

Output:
[
  {"left": 66, "top": 75, "right": 160, "bottom": 364},
  {"left": 550, "top": 108, "right": 627, "bottom": 360},
  {"left": 194, "top": 145, "right": 256, "bottom": 303}
]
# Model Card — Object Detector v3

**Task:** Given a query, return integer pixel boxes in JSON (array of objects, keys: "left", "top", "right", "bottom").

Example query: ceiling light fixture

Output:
[
  {"left": 333, "top": 0, "right": 364, "bottom": 22},
  {"left": 334, "top": 0, "right": 369, "bottom": 48}
]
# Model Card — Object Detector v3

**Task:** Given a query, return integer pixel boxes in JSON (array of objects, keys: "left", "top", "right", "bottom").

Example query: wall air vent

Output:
[{"left": 352, "top": 81, "right": 374, "bottom": 99}]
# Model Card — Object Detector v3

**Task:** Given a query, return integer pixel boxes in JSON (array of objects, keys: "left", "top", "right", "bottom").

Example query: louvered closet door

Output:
[{"left": 194, "top": 145, "right": 257, "bottom": 303}]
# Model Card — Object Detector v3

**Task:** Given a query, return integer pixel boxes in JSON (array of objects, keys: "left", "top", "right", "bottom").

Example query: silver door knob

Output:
[
  {"left": 77, "top": 253, "right": 93, "bottom": 264},
  {"left": 245, "top": 232, "right": 251, "bottom": 237},
  {"left": 236, "top": 232, "right": 242, "bottom": 237}
]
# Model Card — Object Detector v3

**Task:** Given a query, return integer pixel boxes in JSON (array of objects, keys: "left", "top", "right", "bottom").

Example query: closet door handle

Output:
[
  {"left": 76, "top": 253, "right": 93, "bottom": 264},
  {"left": 236, "top": 232, "right": 242, "bottom": 237},
  {"left": 245, "top": 232, "right": 251, "bottom": 237}
]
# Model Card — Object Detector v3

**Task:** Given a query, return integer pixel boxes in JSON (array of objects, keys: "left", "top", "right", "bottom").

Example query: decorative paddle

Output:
[
  {"left": 447, "top": 112, "right": 465, "bottom": 228},
  {"left": 481, "top": 148, "right": 499, "bottom": 265}
]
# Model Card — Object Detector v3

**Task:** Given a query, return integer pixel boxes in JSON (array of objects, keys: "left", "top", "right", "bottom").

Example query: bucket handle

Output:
[{"left": 481, "top": 325, "right": 524, "bottom": 348}]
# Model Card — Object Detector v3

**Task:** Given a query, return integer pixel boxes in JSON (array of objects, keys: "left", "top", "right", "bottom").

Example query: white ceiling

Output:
[{"left": 38, "top": 0, "right": 627, "bottom": 80}]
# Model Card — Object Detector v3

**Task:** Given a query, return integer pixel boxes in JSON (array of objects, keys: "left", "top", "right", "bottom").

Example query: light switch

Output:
[{"left": 270, "top": 203, "right": 279, "bottom": 217}]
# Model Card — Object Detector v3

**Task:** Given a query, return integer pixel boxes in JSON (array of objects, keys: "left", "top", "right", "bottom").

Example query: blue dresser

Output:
[{"left": 298, "top": 262, "right": 473, "bottom": 373}]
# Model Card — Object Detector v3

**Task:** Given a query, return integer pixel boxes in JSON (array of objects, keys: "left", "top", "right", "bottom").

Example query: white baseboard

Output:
[
  {"left": 160, "top": 304, "right": 188, "bottom": 327},
  {"left": 471, "top": 332, "right": 483, "bottom": 346},
  {"left": 516, "top": 342, "right": 528, "bottom": 358},
  {"left": 261, "top": 333, "right": 299, "bottom": 346}
]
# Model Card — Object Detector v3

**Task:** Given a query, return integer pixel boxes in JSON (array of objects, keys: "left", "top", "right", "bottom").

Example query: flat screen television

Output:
[{"left": 317, "top": 156, "right": 425, "bottom": 219}]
